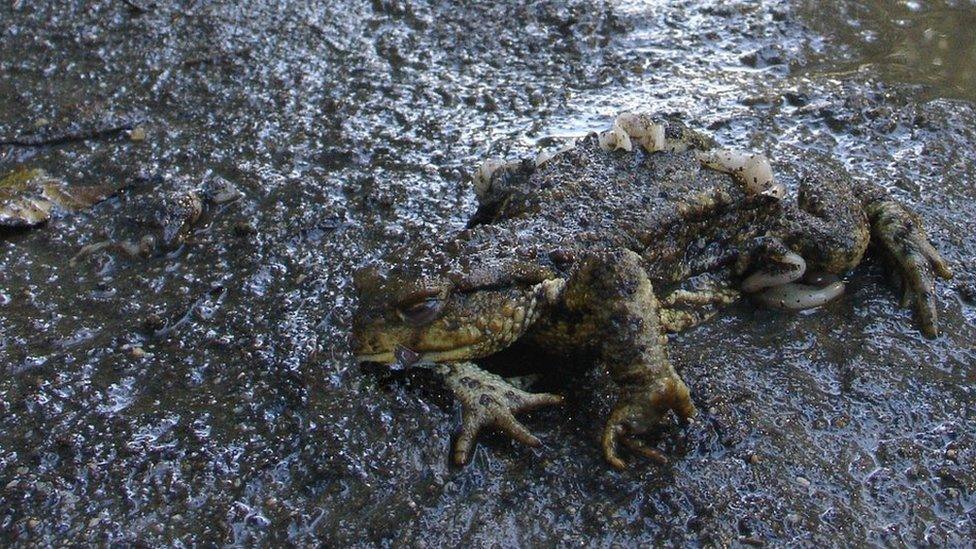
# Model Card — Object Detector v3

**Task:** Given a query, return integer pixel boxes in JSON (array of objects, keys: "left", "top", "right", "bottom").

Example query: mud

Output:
[{"left": 0, "top": 0, "right": 973, "bottom": 545}]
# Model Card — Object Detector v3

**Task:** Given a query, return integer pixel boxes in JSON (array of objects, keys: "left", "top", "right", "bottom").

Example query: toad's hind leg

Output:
[
  {"left": 773, "top": 160, "right": 952, "bottom": 336},
  {"left": 741, "top": 162, "right": 873, "bottom": 314},
  {"left": 855, "top": 183, "right": 953, "bottom": 337},
  {"left": 564, "top": 249, "right": 696, "bottom": 469},
  {"left": 437, "top": 362, "right": 564, "bottom": 466}
]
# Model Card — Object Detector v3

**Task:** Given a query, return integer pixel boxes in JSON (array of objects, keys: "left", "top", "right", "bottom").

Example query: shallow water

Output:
[
  {"left": 803, "top": 0, "right": 976, "bottom": 102},
  {"left": 0, "top": 0, "right": 974, "bottom": 545}
]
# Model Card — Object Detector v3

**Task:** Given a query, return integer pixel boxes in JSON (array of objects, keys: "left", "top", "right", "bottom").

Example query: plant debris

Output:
[{"left": 0, "top": 168, "right": 116, "bottom": 228}]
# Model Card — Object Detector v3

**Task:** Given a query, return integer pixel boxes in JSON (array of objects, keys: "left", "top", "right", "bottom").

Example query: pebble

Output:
[
  {"left": 748, "top": 453, "right": 761, "bottom": 465},
  {"left": 129, "top": 126, "right": 146, "bottom": 141},
  {"left": 784, "top": 91, "right": 810, "bottom": 107},
  {"left": 796, "top": 476, "right": 811, "bottom": 488},
  {"left": 945, "top": 448, "right": 958, "bottom": 461},
  {"left": 143, "top": 313, "right": 165, "bottom": 332},
  {"left": 233, "top": 220, "right": 258, "bottom": 236},
  {"left": 130, "top": 346, "right": 146, "bottom": 358},
  {"left": 958, "top": 282, "right": 976, "bottom": 304},
  {"left": 905, "top": 464, "right": 924, "bottom": 480}
]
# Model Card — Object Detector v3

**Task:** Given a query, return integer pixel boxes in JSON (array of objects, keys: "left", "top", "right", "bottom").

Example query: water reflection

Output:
[{"left": 803, "top": 0, "right": 976, "bottom": 101}]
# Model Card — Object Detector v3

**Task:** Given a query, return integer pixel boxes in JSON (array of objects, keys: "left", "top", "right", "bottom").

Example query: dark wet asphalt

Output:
[{"left": 0, "top": 0, "right": 973, "bottom": 545}]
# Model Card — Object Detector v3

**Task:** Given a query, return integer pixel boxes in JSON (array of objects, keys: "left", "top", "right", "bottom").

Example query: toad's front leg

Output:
[
  {"left": 564, "top": 249, "right": 697, "bottom": 469},
  {"left": 437, "top": 362, "right": 564, "bottom": 466}
]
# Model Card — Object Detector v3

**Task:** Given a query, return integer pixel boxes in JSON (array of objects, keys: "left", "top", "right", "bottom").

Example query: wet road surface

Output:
[{"left": 0, "top": 0, "right": 973, "bottom": 545}]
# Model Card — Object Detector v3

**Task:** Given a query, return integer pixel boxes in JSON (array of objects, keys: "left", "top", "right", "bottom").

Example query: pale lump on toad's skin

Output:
[{"left": 351, "top": 112, "right": 953, "bottom": 469}]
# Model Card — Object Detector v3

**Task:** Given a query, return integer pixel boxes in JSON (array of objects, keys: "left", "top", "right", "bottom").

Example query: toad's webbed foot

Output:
[
  {"left": 602, "top": 376, "right": 696, "bottom": 470},
  {"left": 437, "top": 362, "right": 563, "bottom": 466},
  {"left": 861, "top": 193, "right": 953, "bottom": 337}
]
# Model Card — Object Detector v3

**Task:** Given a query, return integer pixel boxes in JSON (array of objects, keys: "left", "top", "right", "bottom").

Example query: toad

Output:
[{"left": 351, "top": 113, "right": 952, "bottom": 468}]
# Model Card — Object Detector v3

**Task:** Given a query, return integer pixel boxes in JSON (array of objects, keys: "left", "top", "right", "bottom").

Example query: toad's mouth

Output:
[
  {"left": 355, "top": 344, "right": 484, "bottom": 366},
  {"left": 354, "top": 351, "right": 398, "bottom": 364}
]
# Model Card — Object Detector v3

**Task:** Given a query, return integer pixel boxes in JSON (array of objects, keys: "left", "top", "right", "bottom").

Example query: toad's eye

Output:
[{"left": 396, "top": 297, "right": 444, "bottom": 325}]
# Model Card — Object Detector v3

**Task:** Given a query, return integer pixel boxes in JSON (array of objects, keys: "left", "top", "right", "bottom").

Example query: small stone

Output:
[
  {"left": 796, "top": 476, "right": 811, "bottom": 488},
  {"left": 958, "top": 282, "right": 976, "bottom": 304},
  {"left": 739, "top": 46, "right": 784, "bottom": 68},
  {"left": 748, "top": 453, "right": 761, "bottom": 465},
  {"left": 529, "top": 89, "right": 545, "bottom": 107},
  {"left": 88, "top": 516, "right": 100, "bottom": 528},
  {"left": 482, "top": 93, "right": 498, "bottom": 112},
  {"left": 783, "top": 92, "right": 809, "bottom": 107},
  {"left": 833, "top": 416, "right": 849, "bottom": 428},
  {"left": 945, "top": 448, "right": 958, "bottom": 461},
  {"left": 741, "top": 95, "right": 770, "bottom": 107},
  {"left": 27, "top": 518, "right": 40, "bottom": 530},
  {"left": 130, "top": 346, "right": 146, "bottom": 358},
  {"left": 905, "top": 464, "right": 924, "bottom": 480},
  {"left": 143, "top": 313, "right": 165, "bottom": 332},
  {"left": 129, "top": 126, "right": 146, "bottom": 142},
  {"left": 34, "top": 118, "right": 50, "bottom": 128},
  {"left": 233, "top": 220, "right": 258, "bottom": 236}
]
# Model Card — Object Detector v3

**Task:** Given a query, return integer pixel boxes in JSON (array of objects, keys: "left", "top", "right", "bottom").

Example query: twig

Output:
[
  {"left": 121, "top": 0, "right": 151, "bottom": 14},
  {"left": 0, "top": 121, "right": 139, "bottom": 147}
]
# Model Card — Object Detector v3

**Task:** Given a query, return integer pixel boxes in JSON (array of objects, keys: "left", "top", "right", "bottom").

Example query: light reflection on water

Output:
[{"left": 802, "top": 0, "right": 976, "bottom": 101}]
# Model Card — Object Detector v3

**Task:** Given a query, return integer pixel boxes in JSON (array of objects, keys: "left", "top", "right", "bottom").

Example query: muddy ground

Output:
[{"left": 0, "top": 0, "right": 973, "bottom": 545}]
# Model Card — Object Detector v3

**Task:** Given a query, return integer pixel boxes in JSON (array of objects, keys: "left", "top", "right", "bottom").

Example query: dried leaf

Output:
[{"left": 0, "top": 168, "right": 116, "bottom": 228}]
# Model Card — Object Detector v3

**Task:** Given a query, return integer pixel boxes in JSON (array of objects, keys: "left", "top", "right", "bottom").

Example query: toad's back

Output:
[{"left": 475, "top": 135, "right": 778, "bottom": 287}]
